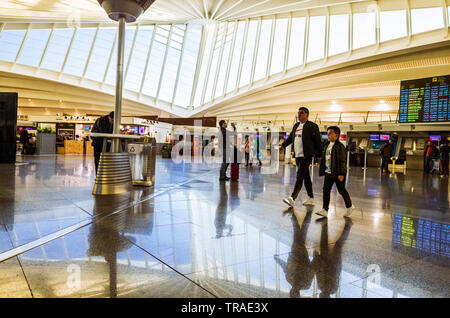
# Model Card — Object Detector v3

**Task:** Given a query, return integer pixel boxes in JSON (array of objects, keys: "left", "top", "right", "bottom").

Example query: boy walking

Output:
[{"left": 316, "top": 126, "right": 355, "bottom": 218}]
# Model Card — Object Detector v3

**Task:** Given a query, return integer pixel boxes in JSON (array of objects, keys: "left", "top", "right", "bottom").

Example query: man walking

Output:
[
  {"left": 91, "top": 111, "right": 114, "bottom": 175},
  {"left": 218, "top": 120, "right": 236, "bottom": 181},
  {"left": 281, "top": 107, "right": 322, "bottom": 207}
]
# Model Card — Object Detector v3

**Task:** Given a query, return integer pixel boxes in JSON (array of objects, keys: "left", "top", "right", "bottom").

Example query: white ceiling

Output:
[
  {"left": 0, "top": 0, "right": 366, "bottom": 23},
  {"left": 1, "top": 0, "right": 450, "bottom": 125}
]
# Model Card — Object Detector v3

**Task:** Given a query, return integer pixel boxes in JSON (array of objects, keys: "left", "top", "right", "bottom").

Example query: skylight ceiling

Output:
[{"left": 0, "top": 0, "right": 368, "bottom": 23}]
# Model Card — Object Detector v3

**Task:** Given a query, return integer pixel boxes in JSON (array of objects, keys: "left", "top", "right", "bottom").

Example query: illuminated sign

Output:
[{"left": 399, "top": 75, "right": 450, "bottom": 123}]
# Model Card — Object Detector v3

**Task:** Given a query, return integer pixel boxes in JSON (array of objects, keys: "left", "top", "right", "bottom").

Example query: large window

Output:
[
  {"left": 158, "top": 25, "right": 184, "bottom": 102},
  {"left": 411, "top": 7, "right": 444, "bottom": 34},
  {"left": 214, "top": 22, "right": 235, "bottom": 99},
  {"left": 287, "top": 17, "right": 306, "bottom": 69},
  {"left": 141, "top": 26, "right": 169, "bottom": 97},
  {"left": 104, "top": 27, "right": 136, "bottom": 85},
  {"left": 254, "top": 19, "right": 272, "bottom": 81},
  {"left": 353, "top": 12, "right": 376, "bottom": 49},
  {"left": 328, "top": 14, "right": 349, "bottom": 56},
  {"left": 204, "top": 23, "right": 225, "bottom": 103},
  {"left": 0, "top": 30, "right": 26, "bottom": 62},
  {"left": 125, "top": 26, "right": 154, "bottom": 92},
  {"left": 17, "top": 29, "right": 51, "bottom": 67},
  {"left": 174, "top": 23, "right": 202, "bottom": 107},
  {"left": 63, "top": 28, "right": 96, "bottom": 77},
  {"left": 380, "top": 10, "right": 407, "bottom": 42},
  {"left": 193, "top": 23, "right": 216, "bottom": 107},
  {"left": 40, "top": 28, "right": 74, "bottom": 72},
  {"left": 239, "top": 20, "right": 258, "bottom": 88},
  {"left": 307, "top": 16, "right": 326, "bottom": 62},
  {"left": 84, "top": 28, "right": 116, "bottom": 82},
  {"left": 226, "top": 21, "right": 246, "bottom": 93},
  {"left": 270, "top": 18, "right": 288, "bottom": 75}
]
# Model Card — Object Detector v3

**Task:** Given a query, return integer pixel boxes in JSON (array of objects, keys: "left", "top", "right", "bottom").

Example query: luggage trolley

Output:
[{"left": 431, "top": 159, "right": 440, "bottom": 174}]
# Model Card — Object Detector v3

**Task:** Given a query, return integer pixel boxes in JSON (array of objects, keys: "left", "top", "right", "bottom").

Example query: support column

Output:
[{"left": 112, "top": 17, "right": 126, "bottom": 152}]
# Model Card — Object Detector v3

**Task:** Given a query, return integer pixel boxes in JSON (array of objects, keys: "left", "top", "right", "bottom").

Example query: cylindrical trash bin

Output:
[{"left": 128, "top": 138, "right": 156, "bottom": 186}]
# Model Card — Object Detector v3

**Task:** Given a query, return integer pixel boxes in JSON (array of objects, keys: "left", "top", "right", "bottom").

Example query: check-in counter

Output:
[
  {"left": 405, "top": 151, "right": 426, "bottom": 170},
  {"left": 367, "top": 150, "right": 381, "bottom": 168},
  {"left": 64, "top": 140, "right": 84, "bottom": 154},
  {"left": 56, "top": 140, "right": 94, "bottom": 154}
]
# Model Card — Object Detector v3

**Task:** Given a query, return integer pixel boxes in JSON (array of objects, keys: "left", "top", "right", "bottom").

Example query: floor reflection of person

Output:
[
  {"left": 312, "top": 218, "right": 352, "bottom": 298},
  {"left": 274, "top": 209, "right": 315, "bottom": 298},
  {"left": 438, "top": 176, "right": 449, "bottom": 214},
  {"left": 242, "top": 168, "right": 265, "bottom": 201},
  {"left": 379, "top": 173, "right": 392, "bottom": 210},
  {"left": 214, "top": 182, "right": 232, "bottom": 238}
]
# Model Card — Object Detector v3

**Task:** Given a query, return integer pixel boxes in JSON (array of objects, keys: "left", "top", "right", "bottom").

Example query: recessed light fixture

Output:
[
  {"left": 380, "top": 100, "right": 385, "bottom": 104},
  {"left": 332, "top": 100, "right": 337, "bottom": 105}
]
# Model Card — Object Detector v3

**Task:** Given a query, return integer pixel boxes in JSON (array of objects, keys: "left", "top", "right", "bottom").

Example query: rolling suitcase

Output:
[{"left": 230, "top": 163, "right": 239, "bottom": 180}]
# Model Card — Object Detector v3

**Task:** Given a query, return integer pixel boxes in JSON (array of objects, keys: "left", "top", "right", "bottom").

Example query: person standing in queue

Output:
[
  {"left": 281, "top": 107, "right": 322, "bottom": 207},
  {"left": 379, "top": 139, "right": 394, "bottom": 174},
  {"left": 91, "top": 111, "right": 114, "bottom": 175},
  {"left": 218, "top": 120, "right": 236, "bottom": 181},
  {"left": 19, "top": 129, "right": 30, "bottom": 154},
  {"left": 439, "top": 139, "right": 450, "bottom": 177},
  {"left": 315, "top": 126, "right": 355, "bottom": 218},
  {"left": 244, "top": 135, "right": 252, "bottom": 167}
]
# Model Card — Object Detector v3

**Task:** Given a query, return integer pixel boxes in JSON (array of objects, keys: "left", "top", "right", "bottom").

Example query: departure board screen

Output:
[{"left": 399, "top": 75, "right": 449, "bottom": 123}]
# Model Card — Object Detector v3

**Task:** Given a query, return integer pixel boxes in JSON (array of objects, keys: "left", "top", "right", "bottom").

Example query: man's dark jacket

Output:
[
  {"left": 91, "top": 115, "right": 113, "bottom": 147},
  {"left": 380, "top": 142, "right": 394, "bottom": 158},
  {"left": 219, "top": 126, "right": 237, "bottom": 163},
  {"left": 440, "top": 144, "right": 450, "bottom": 160},
  {"left": 319, "top": 140, "right": 347, "bottom": 178},
  {"left": 282, "top": 120, "right": 322, "bottom": 159}
]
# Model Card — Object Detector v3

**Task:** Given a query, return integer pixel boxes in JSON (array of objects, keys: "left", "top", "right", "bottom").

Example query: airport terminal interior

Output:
[{"left": 0, "top": 0, "right": 449, "bottom": 298}]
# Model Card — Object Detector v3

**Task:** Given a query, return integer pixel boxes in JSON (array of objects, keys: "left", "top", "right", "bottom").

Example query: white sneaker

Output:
[
  {"left": 315, "top": 209, "right": 328, "bottom": 218},
  {"left": 303, "top": 197, "right": 315, "bottom": 206},
  {"left": 344, "top": 205, "right": 355, "bottom": 217},
  {"left": 283, "top": 196, "right": 295, "bottom": 207}
]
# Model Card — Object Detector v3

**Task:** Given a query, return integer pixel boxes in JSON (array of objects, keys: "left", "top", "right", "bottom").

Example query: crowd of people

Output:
[
  {"left": 424, "top": 139, "right": 450, "bottom": 177},
  {"left": 216, "top": 106, "right": 450, "bottom": 217}
]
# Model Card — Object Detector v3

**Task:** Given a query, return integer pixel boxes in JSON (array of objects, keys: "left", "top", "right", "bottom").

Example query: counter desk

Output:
[{"left": 56, "top": 140, "right": 94, "bottom": 154}]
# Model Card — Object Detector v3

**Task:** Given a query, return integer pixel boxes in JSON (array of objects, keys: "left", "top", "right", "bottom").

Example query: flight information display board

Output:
[{"left": 399, "top": 75, "right": 449, "bottom": 123}]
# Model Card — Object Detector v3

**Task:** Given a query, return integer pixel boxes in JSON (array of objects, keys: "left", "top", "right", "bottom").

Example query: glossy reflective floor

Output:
[{"left": 0, "top": 155, "right": 448, "bottom": 298}]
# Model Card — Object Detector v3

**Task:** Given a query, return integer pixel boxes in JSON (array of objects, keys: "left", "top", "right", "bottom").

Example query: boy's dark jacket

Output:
[{"left": 319, "top": 140, "right": 347, "bottom": 178}]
